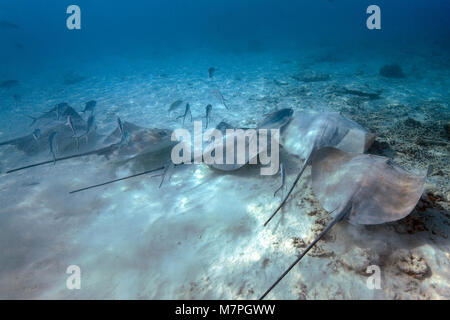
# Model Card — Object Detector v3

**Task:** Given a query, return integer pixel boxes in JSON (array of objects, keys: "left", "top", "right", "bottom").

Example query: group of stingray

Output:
[
  {"left": 0, "top": 102, "right": 101, "bottom": 164},
  {"left": 0, "top": 105, "right": 428, "bottom": 299}
]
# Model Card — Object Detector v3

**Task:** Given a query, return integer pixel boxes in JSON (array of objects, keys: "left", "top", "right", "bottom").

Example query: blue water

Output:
[
  {"left": 2, "top": 1, "right": 449, "bottom": 69},
  {"left": 0, "top": 0, "right": 448, "bottom": 299}
]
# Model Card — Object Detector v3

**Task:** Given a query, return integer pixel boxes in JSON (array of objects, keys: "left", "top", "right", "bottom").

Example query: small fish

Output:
[
  {"left": 208, "top": 67, "right": 216, "bottom": 78},
  {"left": 0, "top": 80, "right": 19, "bottom": 90},
  {"left": 55, "top": 104, "right": 62, "bottom": 120},
  {"left": 168, "top": 99, "right": 183, "bottom": 114},
  {"left": 48, "top": 132, "right": 57, "bottom": 164},
  {"left": 274, "top": 162, "right": 285, "bottom": 197},
  {"left": 211, "top": 89, "right": 229, "bottom": 110},
  {"left": 32, "top": 129, "right": 41, "bottom": 142},
  {"left": 205, "top": 104, "right": 212, "bottom": 129},
  {"left": 27, "top": 115, "right": 39, "bottom": 127},
  {"left": 82, "top": 100, "right": 96, "bottom": 114},
  {"left": 12, "top": 94, "right": 20, "bottom": 108},
  {"left": 23, "top": 181, "right": 40, "bottom": 187},
  {"left": 55, "top": 102, "right": 69, "bottom": 120},
  {"left": 176, "top": 103, "right": 192, "bottom": 125},
  {"left": 85, "top": 114, "right": 95, "bottom": 135},
  {"left": 274, "top": 79, "right": 288, "bottom": 86},
  {"left": 117, "top": 116, "right": 129, "bottom": 144},
  {"left": 0, "top": 20, "right": 20, "bottom": 29},
  {"left": 119, "top": 131, "right": 130, "bottom": 146},
  {"left": 153, "top": 161, "right": 174, "bottom": 189},
  {"left": 117, "top": 117, "right": 124, "bottom": 136},
  {"left": 160, "top": 162, "right": 174, "bottom": 188},
  {"left": 73, "top": 114, "right": 95, "bottom": 147},
  {"left": 66, "top": 115, "right": 76, "bottom": 136}
]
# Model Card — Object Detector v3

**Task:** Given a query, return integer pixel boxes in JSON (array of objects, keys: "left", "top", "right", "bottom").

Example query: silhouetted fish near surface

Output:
[
  {"left": 0, "top": 80, "right": 18, "bottom": 89},
  {"left": 82, "top": 100, "right": 97, "bottom": 114},
  {"left": 0, "top": 20, "right": 20, "bottom": 29},
  {"left": 168, "top": 99, "right": 183, "bottom": 115},
  {"left": 208, "top": 67, "right": 216, "bottom": 78},
  {"left": 176, "top": 103, "right": 192, "bottom": 125},
  {"left": 211, "top": 88, "right": 229, "bottom": 110},
  {"left": 205, "top": 104, "right": 212, "bottom": 128}
]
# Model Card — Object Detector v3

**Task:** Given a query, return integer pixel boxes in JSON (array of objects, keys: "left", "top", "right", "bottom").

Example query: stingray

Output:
[
  {"left": 201, "top": 108, "right": 293, "bottom": 172},
  {"left": 260, "top": 146, "right": 428, "bottom": 299},
  {"left": 0, "top": 106, "right": 99, "bottom": 157},
  {"left": 98, "top": 121, "right": 174, "bottom": 163},
  {"left": 5, "top": 121, "right": 174, "bottom": 174},
  {"left": 68, "top": 123, "right": 175, "bottom": 193},
  {"left": 264, "top": 110, "right": 375, "bottom": 226},
  {"left": 69, "top": 109, "right": 294, "bottom": 193},
  {"left": 28, "top": 103, "right": 82, "bottom": 127}
]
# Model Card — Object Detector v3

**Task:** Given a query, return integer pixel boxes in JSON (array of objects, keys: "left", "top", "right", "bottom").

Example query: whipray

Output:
[
  {"left": 202, "top": 108, "right": 293, "bottom": 172},
  {"left": 5, "top": 120, "right": 174, "bottom": 174},
  {"left": 0, "top": 105, "right": 101, "bottom": 159},
  {"left": 264, "top": 110, "right": 375, "bottom": 226},
  {"left": 69, "top": 108, "right": 294, "bottom": 193},
  {"left": 260, "top": 147, "right": 428, "bottom": 299}
]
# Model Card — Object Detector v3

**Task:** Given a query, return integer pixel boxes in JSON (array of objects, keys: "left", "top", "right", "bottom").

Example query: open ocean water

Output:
[{"left": 0, "top": 0, "right": 449, "bottom": 299}]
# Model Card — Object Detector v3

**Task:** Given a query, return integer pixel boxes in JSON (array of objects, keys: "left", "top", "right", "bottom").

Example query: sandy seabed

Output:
[{"left": 0, "top": 47, "right": 448, "bottom": 299}]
